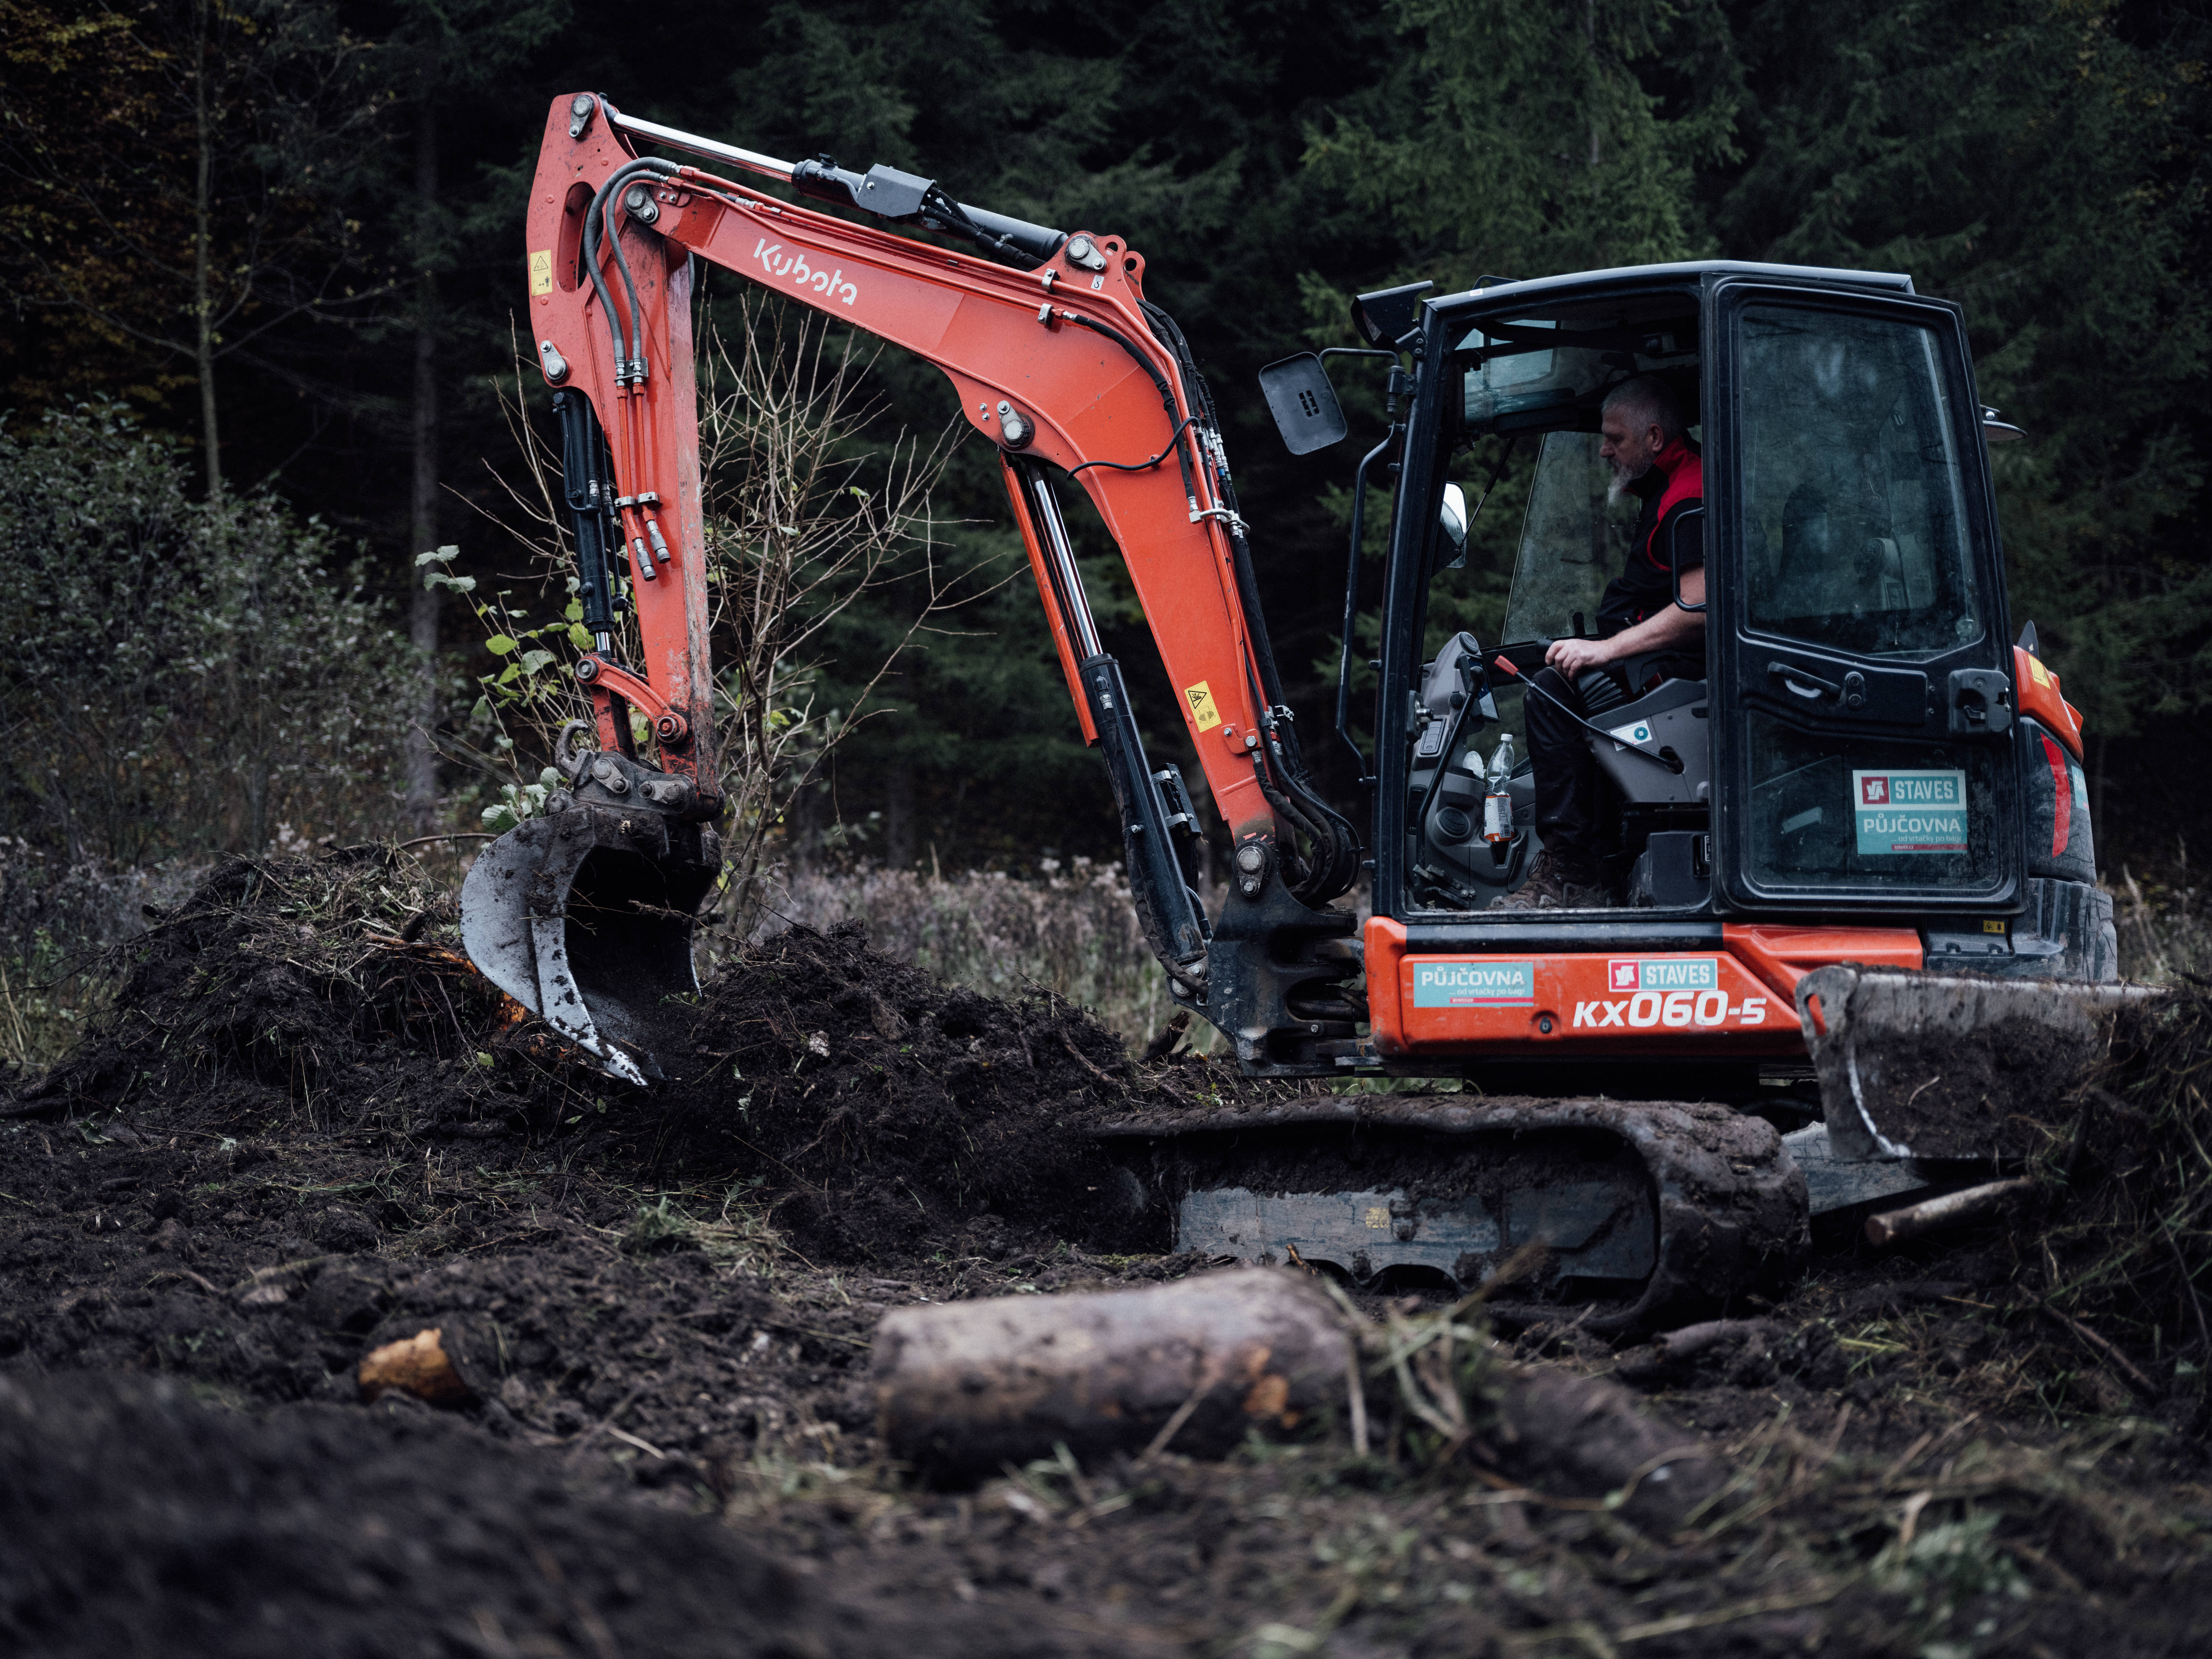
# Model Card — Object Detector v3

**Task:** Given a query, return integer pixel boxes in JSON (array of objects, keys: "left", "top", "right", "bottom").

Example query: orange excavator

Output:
[{"left": 463, "top": 93, "right": 2145, "bottom": 1327}]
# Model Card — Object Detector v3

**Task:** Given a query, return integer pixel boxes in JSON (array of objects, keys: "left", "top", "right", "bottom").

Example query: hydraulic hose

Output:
[
  {"left": 580, "top": 158, "right": 678, "bottom": 377},
  {"left": 1053, "top": 310, "right": 1199, "bottom": 507}
]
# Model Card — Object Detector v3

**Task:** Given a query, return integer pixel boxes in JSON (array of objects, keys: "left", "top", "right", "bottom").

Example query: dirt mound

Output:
[
  {"left": 647, "top": 921, "right": 1179, "bottom": 1261},
  {"left": 11, "top": 852, "right": 1253, "bottom": 1269},
  {"left": 17, "top": 849, "right": 504, "bottom": 1137},
  {"left": 0, "top": 1370, "right": 1137, "bottom": 1658}
]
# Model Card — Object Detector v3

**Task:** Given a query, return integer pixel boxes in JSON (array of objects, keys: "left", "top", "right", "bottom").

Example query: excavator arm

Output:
[{"left": 462, "top": 92, "right": 1360, "bottom": 1082}]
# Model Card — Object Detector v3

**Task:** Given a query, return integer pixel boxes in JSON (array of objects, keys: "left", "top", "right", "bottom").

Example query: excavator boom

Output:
[{"left": 465, "top": 92, "right": 1360, "bottom": 1080}]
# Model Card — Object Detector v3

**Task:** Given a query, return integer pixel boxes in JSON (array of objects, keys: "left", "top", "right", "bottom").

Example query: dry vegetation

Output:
[{"left": 757, "top": 856, "right": 1204, "bottom": 1048}]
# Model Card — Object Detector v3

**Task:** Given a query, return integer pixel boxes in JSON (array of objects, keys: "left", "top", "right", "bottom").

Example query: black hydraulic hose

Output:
[
  {"left": 917, "top": 186, "right": 1051, "bottom": 271},
  {"left": 1066, "top": 415, "right": 1199, "bottom": 476},
  {"left": 600, "top": 187, "right": 641, "bottom": 368},
  {"left": 581, "top": 158, "right": 678, "bottom": 374},
  {"left": 579, "top": 198, "right": 626, "bottom": 375},
  {"left": 1056, "top": 310, "right": 1198, "bottom": 507},
  {"left": 601, "top": 161, "right": 677, "bottom": 370},
  {"left": 1249, "top": 754, "right": 1316, "bottom": 886},
  {"left": 1284, "top": 766, "right": 1360, "bottom": 899}
]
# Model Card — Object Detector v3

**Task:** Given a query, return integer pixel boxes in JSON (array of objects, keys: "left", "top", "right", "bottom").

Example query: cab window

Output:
[{"left": 1738, "top": 305, "right": 1981, "bottom": 660}]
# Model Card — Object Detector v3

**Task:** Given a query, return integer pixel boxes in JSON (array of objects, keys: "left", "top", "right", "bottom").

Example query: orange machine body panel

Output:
[
  {"left": 1363, "top": 917, "right": 1924, "bottom": 1059},
  {"left": 2014, "top": 645, "right": 2084, "bottom": 760}
]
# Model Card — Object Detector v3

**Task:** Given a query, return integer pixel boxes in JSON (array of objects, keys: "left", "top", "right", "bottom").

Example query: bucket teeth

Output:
[{"left": 460, "top": 802, "right": 718, "bottom": 1084}]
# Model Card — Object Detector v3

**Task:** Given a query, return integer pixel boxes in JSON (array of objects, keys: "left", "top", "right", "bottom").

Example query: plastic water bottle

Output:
[{"left": 1483, "top": 732, "right": 1516, "bottom": 845}]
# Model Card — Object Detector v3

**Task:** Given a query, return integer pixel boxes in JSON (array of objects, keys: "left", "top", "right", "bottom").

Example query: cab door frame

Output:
[{"left": 1702, "top": 275, "right": 2022, "bottom": 915}]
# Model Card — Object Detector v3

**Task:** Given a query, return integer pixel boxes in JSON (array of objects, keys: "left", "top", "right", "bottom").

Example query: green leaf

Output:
[
  {"left": 485, "top": 634, "right": 518, "bottom": 656},
  {"left": 565, "top": 599, "right": 584, "bottom": 622},
  {"left": 481, "top": 803, "right": 520, "bottom": 832},
  {"left": 568, "top": 622, "right": 594, "bottom": 649},
  {"left": 518, "top": 648, "right": 556, "bottom": 675},
  {"left": 496, "top": 663, "right": 522, "bottom": 686}
]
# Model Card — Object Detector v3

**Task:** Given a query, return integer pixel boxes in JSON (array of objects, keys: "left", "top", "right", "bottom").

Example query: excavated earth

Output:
[{"left": 4, "top": 851, "right": 2212, "bottom": 1656}]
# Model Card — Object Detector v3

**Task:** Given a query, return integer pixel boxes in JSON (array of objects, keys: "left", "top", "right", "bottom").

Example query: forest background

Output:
[{"left": 1, "top": 0, "right": 2208, "bottom": 986}]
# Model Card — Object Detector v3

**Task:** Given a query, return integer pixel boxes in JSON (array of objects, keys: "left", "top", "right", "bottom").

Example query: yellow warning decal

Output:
[
  {"left": 1183, "top": 679, "right": 1222, "bottom": 732},
  {"left": 2027, "top": 655, "right": 2050, "bottom": 687},
  {"left": 1983, "top": 919, "right": 2008, "bottom": 934},
  {"left": 529, "top": 249, "right": 554, "bottom": 296},
  {"left": 1363, "top": 1206, "right": 1390, "bottom": 1232}
]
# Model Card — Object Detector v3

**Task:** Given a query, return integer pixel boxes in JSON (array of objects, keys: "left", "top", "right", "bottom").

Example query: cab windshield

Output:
[{"left": 1432, "top": 291, "right": 1700, "bottom": 658}]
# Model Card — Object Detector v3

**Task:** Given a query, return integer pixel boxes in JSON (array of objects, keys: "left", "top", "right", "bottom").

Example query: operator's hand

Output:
[{"left": 1545, "top": 635, "right": 1614, "bottom": 678}]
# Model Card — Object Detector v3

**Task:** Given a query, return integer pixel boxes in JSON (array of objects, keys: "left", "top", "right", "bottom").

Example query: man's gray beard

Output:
[{"left": 1606, "top": 461, "right": 1640, "bottom": 507}]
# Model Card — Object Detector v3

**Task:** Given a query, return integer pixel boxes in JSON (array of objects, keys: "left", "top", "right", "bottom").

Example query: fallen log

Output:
[
  {"left": 1863, "top": 1177, "right": 2035, "bottom": 1248},
  {"left": 1488, "top": 1364, "right": 1730, "bottom": 1531},
  {"left": 872, "top": 1268, "right": 1353, "bottom": 1481},
  {"left": 1612, "top": 1317, "right": 1784, "bottom": 1385}
]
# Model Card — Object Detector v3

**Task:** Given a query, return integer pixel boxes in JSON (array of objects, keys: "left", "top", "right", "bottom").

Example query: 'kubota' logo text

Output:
[{"left": 754, "top": 239, "right": 858, "bottom": 306}]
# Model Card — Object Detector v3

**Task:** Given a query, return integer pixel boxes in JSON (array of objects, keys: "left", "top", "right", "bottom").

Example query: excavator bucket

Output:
[
  {"left": 461, "top": 802, "right": 720, "bottom": 1085},
  {"left": 1796, "top": 966, "right": 2166, "bottom": 1161}
]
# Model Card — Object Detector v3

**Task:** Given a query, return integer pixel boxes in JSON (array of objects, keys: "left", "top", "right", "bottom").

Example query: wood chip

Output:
[{"left": 358, "top": 1327, "right": 476, "bottom": 1407}]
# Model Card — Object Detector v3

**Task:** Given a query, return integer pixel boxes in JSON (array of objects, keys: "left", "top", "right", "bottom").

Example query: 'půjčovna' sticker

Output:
[
  {"left": 1413, "top": 960, "right": 1535, "bottom": 1007},
  {"left": 1852, "top": 768, "right": 1967, "bottom": 854}
]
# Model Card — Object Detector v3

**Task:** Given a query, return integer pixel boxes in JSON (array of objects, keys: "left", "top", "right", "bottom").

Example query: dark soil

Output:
[{"left": 5, "top": 852, "right": 2212, "bottom": 1656}]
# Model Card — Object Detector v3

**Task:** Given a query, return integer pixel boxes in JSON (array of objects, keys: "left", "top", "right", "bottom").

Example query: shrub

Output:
[{"left": 0, "top": 403, "right": 410, "bottom": 865}]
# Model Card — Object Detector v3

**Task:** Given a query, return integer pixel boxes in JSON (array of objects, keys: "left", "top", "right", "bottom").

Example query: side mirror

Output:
[
  {"left": 1438, "top": 482, "right": 1469, "bottom": 569},
  {"left": 1982, "top": 406, "right": 2026, "bottom": 444},
  {"left": 1258, "top": 353, "right": 1348, "bottom": 455}
]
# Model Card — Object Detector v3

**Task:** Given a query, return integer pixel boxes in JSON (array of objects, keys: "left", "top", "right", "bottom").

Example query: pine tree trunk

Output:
[
  {"left": 193, "top": 0, "right": 220, "bottom": 495},
  {"left": 403, "top": 96, "right": 441, "bottom": 834},
  {"left": 884, "top": 758, "right": 915, "bottom": 867}
]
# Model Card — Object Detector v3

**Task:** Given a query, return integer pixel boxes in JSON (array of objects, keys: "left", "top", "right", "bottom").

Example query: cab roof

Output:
[{"left": 1431, "top": 260, "right": 1915, "bottom": 316}]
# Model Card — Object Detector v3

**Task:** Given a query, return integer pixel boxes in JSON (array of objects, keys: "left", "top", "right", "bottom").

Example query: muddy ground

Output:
[{"left": 3, "top": 852, "right": 2211, "bottom": 1656}]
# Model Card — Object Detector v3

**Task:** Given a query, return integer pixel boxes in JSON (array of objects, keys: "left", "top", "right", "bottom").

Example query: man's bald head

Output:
[{"left": 1601, "top": 376, "right": 1686, "bottom": 444}]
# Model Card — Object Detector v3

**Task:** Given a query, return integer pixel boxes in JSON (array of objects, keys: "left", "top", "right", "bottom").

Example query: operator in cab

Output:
[{"left": 1497, "top": 376, "right": 1705, "bottom": 910}]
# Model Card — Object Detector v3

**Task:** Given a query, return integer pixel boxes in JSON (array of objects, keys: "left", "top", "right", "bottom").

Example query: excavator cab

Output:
[
  {"left": 1303, "top": 267, "right": 2117, "bottom": 1057},
  {"left": 1382, "top": 273, "right": 2009, "bottom": 921}
]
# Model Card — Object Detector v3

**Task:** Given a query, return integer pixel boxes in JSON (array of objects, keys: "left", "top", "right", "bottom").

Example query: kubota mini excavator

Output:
[{"left": 463, "top": 94, "right": 2149, "bottom": 1327}]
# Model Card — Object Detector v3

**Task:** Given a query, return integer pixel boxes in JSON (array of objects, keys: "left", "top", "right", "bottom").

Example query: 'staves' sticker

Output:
[{"left": 1852, "top": 768, "right": 1967, "bottom": 854}]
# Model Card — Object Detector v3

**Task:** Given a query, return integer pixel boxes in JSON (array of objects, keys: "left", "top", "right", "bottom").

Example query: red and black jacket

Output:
[{"left": 1596, "top": 437, "right": 1704, "bottom": 636}]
